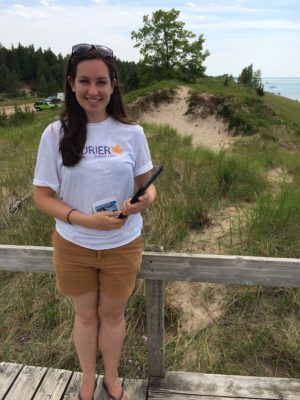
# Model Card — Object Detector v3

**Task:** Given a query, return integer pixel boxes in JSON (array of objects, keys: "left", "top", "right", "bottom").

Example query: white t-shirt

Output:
[{"left": 33, "top": 117, "right": 153, "bottom": 249}]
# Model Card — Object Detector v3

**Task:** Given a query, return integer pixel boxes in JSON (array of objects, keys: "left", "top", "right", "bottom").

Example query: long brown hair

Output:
[{"left": 59, "top": 48, "right": 134, "bottom": 166}]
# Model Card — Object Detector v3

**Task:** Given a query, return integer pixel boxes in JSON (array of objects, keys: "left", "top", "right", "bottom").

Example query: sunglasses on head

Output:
[{"left": 71, "top": 44, "right": 113, "bottom": 59}]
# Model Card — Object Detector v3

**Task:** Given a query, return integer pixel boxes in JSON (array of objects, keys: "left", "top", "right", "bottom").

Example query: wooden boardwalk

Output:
[
  {"left": 1, "top": 362, "right": 300, "bottom": 399},
  {"left": 1, "top": 248, "right": 300, "bottom": 399}
]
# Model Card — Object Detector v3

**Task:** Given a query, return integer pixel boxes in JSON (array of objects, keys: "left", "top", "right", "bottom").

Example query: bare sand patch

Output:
[
  {"left": 140, "top": 86, "right": 236, "bottom": 150},
  {"left": 178, "top": 206, "right": 240, "bottom": 255},
  {"left": 267, "top": 167, "right": 293, "bottom": 184},
  {"left": 164, "top": 206, "right": 242, "bottom": 334},
  {"left": 165, "top": 281, "right": 224, "bottom": 334}
]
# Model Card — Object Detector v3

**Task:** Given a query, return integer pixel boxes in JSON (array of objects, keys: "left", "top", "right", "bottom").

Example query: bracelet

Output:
[{"left": 66, "top": 208, "right": 77, "bottom": 225}]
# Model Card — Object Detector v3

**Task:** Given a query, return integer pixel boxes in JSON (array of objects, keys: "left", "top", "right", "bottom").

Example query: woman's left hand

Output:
[{"left": 121, "top": 186, "right": 156, "bottom": 217}]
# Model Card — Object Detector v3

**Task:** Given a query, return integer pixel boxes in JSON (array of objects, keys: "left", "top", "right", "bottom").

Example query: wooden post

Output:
[{"left": 145, "top": 279, "right": 165, "bottom": 377}]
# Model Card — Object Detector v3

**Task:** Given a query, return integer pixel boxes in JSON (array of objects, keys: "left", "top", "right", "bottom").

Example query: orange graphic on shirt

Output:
[{"left": 112, "top": 144, "right": 123, "bottom": 154}]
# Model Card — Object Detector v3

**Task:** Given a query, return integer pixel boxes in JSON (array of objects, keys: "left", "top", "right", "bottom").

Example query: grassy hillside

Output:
[
  {"left": 1, "top": 78, "right": 300, "bottom": 379},
  {"left": 263, "top": 92, "right": 300, "bottom": 128}
]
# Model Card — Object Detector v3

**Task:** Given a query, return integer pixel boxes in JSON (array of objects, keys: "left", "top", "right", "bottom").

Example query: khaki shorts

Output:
[{"left": 52, "top": 230, "right": 143, "bottom": 298}]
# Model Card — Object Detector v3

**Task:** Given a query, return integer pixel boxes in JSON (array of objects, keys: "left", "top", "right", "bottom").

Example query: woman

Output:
[{"left": 33, "top": 44, "right": 156, "bottom": 400}]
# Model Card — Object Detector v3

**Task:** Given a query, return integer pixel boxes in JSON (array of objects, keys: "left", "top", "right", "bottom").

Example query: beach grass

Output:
[
  {"left": 140, "top": 122, "right": 267, "bottom": 249},
  {"left": 123, "top": 80, "right": 180, "bottom": 104},
  {"left": 229, "top": 184, "right": 300, "bottom": 258},
  {"left": 166, "top": 284, "right": 300, "bottom": 378}
]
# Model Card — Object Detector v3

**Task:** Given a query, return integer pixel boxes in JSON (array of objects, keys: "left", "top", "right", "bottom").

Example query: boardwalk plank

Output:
[
  {"left": 0, "top": 362, "right": 23, "bottom": 399},
  {"left": 93, "top": 375, "right": 104, "bottom": 399},
  {"left": 2, "top": 363, "right": 300, "bottom": 400},
  {"left": 98, "top": 378, "right": 123, "bottom": 400},
  {"left": 123, "top": 378, "right": 148, "bottom": 400},
  {"left": 149, "top": 371, "right": 300, "bottom": 400},
  {"left": 63, "top": 371, "right": 82, "bottom": 400},
  {"left": 63, "top": 373, "right": 104, "bottom": 400},
  {"left": 33, "top": 367, "right": 72, "bottom": 399},
  {"left": 4, "top": 365, "right": 47, "bottom": 400},
  {"left": 148, "top": 394, "right": 265, "bottom": 400}
]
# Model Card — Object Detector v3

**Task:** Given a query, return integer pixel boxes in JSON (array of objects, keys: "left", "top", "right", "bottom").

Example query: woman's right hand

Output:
[
  {"left": 85, "top": 211, "right": 126, "bottom": 230},
  {"left": 33, "top": 186, "right": 126, "bottom": 230}
]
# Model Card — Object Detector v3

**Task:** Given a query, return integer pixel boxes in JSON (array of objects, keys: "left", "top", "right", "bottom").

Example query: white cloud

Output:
[
  {"left": 0, "top": 3, "right": 148, "bottom": 58},
  {"left": 10, "top": 4, "right": 46, "bottom": 18},
  {"left": 181, "top": 3, "right": 290, "bottom": 17},
  {"left": 91, "top": 0, "right": 108, "bottom": 4},
  {"left": 40, "top": 0, "right": 64, "bottom": 11},
  {"left": 189, "top": 19, "right": 300, "bottom": 32}
]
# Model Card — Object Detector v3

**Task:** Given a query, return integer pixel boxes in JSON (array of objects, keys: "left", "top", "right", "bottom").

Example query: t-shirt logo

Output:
[
  {"left": 112, "top": 144, "right": 123, "bottom": 154},
  {"left": 83, "top": 144, "right": 124, "bottom": 158}
]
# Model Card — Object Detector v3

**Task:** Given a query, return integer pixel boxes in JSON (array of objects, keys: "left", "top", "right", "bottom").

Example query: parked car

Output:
[
  {"left": 44, "top": 96, "right": 61, "bottom": 103},
  {"left": 34, "top": 101, "right": 56, "bottom": 111}
]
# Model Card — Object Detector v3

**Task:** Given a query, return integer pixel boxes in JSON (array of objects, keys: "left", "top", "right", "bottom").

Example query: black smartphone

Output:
[{"left": 117, "top": 165, "right": 163, "bottom": 219}]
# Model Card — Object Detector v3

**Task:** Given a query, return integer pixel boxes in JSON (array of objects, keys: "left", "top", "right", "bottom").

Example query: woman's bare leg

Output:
[
  {"left": 71, "top": 291, "right": 99, "bottom": 400},
  {"left": 98, "top": 292, "right": 130, "bottom": 400}
]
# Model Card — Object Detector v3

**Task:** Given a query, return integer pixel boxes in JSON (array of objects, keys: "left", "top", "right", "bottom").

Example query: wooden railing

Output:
[{"left": 1, "top": 244, "right": 300, "bottom": 377}]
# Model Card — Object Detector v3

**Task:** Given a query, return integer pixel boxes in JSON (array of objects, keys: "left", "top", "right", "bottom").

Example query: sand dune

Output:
[{"left": 140, "top": 86, "right": 236, "bottom": 150}]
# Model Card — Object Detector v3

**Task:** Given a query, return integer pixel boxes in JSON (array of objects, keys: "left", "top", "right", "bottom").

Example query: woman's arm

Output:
[
  {"left": 33, "top": 186, "right": 74, "bottom": 223},
  {"left": 33, "top": 186, "right": 126, "bottom": 230}
]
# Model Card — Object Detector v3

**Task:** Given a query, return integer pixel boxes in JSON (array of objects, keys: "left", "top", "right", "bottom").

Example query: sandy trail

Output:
[
  {"left": 140, "top": 86, "right": 238, "bottom": 332},
  {"left": 140, "top": 86, "right": 236, "bottom": 150}
]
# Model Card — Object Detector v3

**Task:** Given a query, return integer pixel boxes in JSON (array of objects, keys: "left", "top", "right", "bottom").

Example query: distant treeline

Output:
[
  {"left": 0, "top": 43, "right": 65, "bottom": 98},
  {"left": 0, "top": 43, "right": 140, "bottom": 99},
  {"left": 0, "top": 43, "right": 264, "bottom": 101}
]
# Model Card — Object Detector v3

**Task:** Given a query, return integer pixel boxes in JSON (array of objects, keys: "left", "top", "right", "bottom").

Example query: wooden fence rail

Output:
[{"left": 1, "top": 244, "right": 300, "bottom": 377}]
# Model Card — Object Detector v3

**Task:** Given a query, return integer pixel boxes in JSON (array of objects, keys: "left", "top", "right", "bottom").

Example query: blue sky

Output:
[{"left": 0, "top": 0, "right": 299, "bottom": 77}]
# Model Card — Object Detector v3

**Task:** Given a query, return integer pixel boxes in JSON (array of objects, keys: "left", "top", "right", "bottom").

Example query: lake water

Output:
[{"left": 262, "top": 77, "right": 300, "bottom": 101}]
